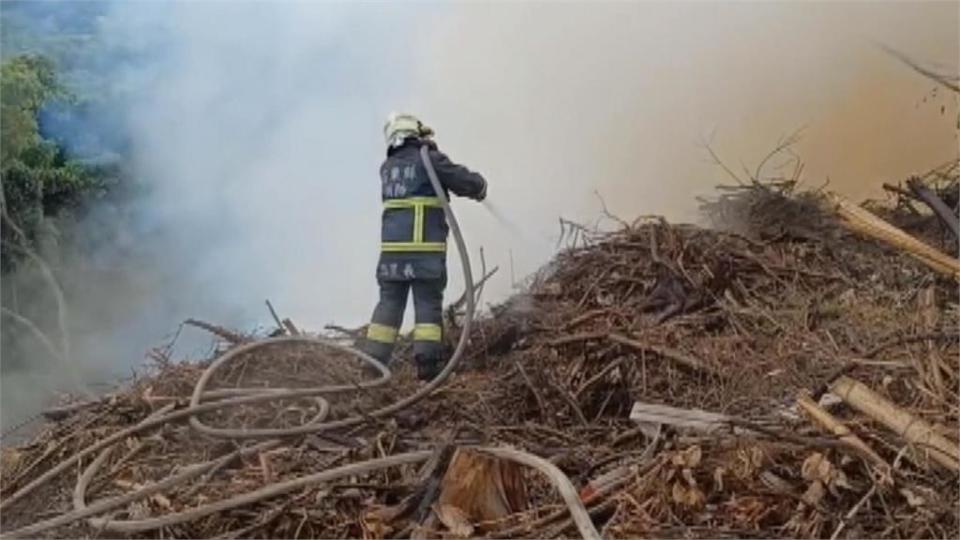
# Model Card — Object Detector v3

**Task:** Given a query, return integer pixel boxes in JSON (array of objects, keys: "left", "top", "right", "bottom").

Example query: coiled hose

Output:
[{"left": 0, "top": 147, "right": 600, "bottom": 540}]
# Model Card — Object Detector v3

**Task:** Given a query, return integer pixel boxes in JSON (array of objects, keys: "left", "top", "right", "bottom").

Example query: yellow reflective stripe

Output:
[
  {"left": 413, "top": 323, "right": 443, "bottom": 342},
  {"left": 366, "top": 323, "right": 398, "bottom": 343},
  {"left": 383, "top": 197, "right": 442, "bottom": 209},
  {"left": 383, "top": 197, "right": 443, "bottom": 251},
  {"left": 381, "top": 242, "right": 446, "bottom": 253},
  {"left": 413, "top": 203, "right": 424, "bottom": 243}
]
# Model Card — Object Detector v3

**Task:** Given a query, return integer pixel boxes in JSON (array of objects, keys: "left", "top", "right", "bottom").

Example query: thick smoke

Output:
[
  {"left": 1, "top": 2, "right": 957, "bottom": 431},
  {"left": 411, "top": 2, "right": 958, "bottom": 299}
]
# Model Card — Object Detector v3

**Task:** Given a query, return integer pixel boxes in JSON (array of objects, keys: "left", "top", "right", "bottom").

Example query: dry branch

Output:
[
  {"left": 906, "top": 177, "right": 960, "bottom": 239},
  {"left": 609, "top": 333, "right": 720, "bottom": 377},
  {"left": 184, "top": 318, "right": 250, "bottom": 344}
]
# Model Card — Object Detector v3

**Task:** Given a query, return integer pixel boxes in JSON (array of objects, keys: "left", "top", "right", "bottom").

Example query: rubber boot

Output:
[
  {"left": 414, "top": 354, "right": 444, "bottom": 382},
  {"left": 355, "top": 341, "right": 389, "bottom": 379}
]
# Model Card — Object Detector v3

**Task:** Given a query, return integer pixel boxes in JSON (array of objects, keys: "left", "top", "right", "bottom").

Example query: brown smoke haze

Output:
[{"left": 412, "top": 1, "right": 958, "bottom": 296}]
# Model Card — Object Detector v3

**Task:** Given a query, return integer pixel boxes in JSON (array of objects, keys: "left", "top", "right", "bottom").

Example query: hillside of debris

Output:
[{"left": 1, "top": 163, "right": 958, "bottom": 539}]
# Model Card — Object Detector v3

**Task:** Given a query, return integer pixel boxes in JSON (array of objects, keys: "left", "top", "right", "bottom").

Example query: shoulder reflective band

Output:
[
  {"left": 413, "top": 323, "right": 443, "bottom": 342},
  {"left": 382, "top": 197, "right": 446, "bottom": 253},
  {"left": 366, "top": 323, "right": 399, "bottom": 343}
]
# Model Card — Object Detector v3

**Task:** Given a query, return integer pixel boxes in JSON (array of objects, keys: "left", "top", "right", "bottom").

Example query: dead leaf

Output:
[
  {"left": 801, "top": 453, "right": 833, "bottom": 484},
  {"left": 759, "top": 470, "right": 793, "bottom": 493},
  {"left": 360, "top": 506, "right": 393, "bottom": 540},
  {"left": 900, "top": 488, "right": 925, "bottom": 508},
  {"left": 829, "top": 469, "right": 853, "bottom": 493},
  {"left": 802, "top": 480, "right": 826, "bottom": 506},
  {"left": 125, "top": 437, "right": 140, "bottom": 451},
  {"left": 801, "top": 453, "right": 853, "bottom": 495},
  {"left": 435, "top": 504, "right": 474, "bottom": 538},
  {"left": 671, "top": 481, "right": 705, "bottom": 509},
  {"left": 151, "top": 493, "right": 172, "bottom": 510},
  {"left": 713, "top": 467, "right": 726, "bottom": 492},
  {"left": 672, "top": 445, "right": 702, "bottom": 468},
  {"left": 364, "top": 503, "right": 404, "bottom": 524},
  {"left": 671, "top": 481, "right": 687, "bottom": 504},
  {"left": 681, "top": 467, "right": 697, "bottom": 487}
]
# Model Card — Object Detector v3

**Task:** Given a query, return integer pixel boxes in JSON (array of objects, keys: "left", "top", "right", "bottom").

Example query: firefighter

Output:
[{"left": 358, "top": 113, "right": 488, "bottom": 380}]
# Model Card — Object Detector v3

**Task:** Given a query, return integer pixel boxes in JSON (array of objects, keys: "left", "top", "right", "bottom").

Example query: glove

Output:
[{"left": 476, "top": 180, "right": 488, "bottom": 202}]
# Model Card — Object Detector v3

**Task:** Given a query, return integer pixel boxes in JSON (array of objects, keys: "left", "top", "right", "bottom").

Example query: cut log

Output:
[
  {"left": 796, "top": 395, "right": 890, "bottom": 480},
  {"left": 825, "top": 192, "right": 960, "bottom": 279},
  {"left": 437, "top": 448, "right": 528, "bottom": 524},
  {"left": 829, "top": 376, "right": 960, "bottom": 472},
  {"left": 629, "top": 401, "right": 753, "bottom": 436}
]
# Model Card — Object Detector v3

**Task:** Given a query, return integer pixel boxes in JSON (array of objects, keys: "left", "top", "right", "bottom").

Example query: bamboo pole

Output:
[
  {"left": 825, "top": 192, "right": 960, "bottom": 280},
  {"left": 797, "top": 395, "right": 891, "bottom": 480},
  {"left": 829, "top": 376, "right": 959, "bottom": 472}
]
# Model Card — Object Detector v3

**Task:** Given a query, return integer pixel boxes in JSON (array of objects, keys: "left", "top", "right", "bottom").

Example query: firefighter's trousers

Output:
[{"left": 360, "top": 277, "right": 446, "bottom": 368}]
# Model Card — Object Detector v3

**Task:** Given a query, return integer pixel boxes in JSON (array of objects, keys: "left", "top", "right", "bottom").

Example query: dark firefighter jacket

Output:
[{"left": 376, "top": 139, "right": 487, "bottom": 282}]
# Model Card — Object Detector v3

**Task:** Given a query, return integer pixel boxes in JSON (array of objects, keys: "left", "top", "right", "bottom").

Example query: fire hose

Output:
[{"left": 0, "top": 147, "right": 601, "bottom": 540}]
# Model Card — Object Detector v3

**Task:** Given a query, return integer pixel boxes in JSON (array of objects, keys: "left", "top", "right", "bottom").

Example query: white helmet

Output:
[{"left": 383, "top": 112, "right": 433, "bottom": 149}]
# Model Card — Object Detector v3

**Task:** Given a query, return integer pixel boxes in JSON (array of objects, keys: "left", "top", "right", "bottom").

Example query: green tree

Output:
[
  {"left": 1, "top": 55, "right": 61, "bottom": 163},
  {"left": 1, "top": 54, "right": 110, "bottom": 271}
]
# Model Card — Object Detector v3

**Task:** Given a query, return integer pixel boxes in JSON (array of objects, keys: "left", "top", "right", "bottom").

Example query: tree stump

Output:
[{"left": 437, "top": 448, "right": 528, "bottom": 523}]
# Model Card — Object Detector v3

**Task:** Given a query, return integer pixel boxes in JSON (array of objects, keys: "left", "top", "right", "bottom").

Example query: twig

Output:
[
  {"left": 879, "top": 43, "right": 960, "bottom": 93},
  {"left": 411, "top": 442, "right": 455, "bottom": 523},
  {"left": 184, "top": 318, "right": 249, "bottom": 344},
  {"left": 863, "top": 331, "right": 957, "bottom": 358},
  {"left": 575, "top": 357, "right": 624, "bottom": 398},
  {"left": 548, "top": 331, "right": 607, "bottom": 347},
  {"left": 514, "top": 361, "right": 548, "bottom": 422},
  {"left": 323, "top": 324, "right": 363, "bottom": 338},
  {"left": 265, "top": 300, "right": 286, "bottom": 334},
  {"left": 906, "top": 177, "right": 960, "bottom": 239},
  {"left": 829, "top": 485, "right": 877, "bottom": 540},
  {"left": 609, "top": 333, "right": 720, "bottom": 377},
  {"left": 545, "top": 375, "right": 589, "bottom": 426},
  {"left": 594, "top": 190, "right": 630, "bottom": 230}
]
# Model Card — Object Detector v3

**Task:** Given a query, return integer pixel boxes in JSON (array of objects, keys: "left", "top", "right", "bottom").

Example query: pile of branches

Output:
[{"left": 1, "top": 171, "right": 958, "bottom": 539}]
